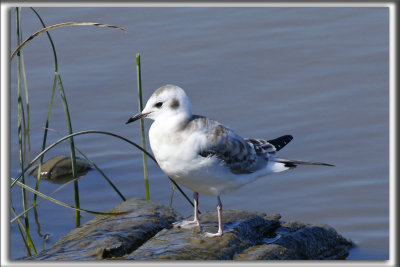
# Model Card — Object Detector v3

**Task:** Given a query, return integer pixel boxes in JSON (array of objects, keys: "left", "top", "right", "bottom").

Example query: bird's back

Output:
[{"left": 183, "top": 115, "right": 276, "bottom": 174}]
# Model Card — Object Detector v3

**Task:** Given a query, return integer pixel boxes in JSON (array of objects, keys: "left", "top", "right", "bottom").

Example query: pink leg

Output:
[
  {"left": 193, "top": 192, "right": 199, "bottom": 222},
  {"left": 173, "top": 192, "right": 200, "bottom": 228},
  {"left": 205, "top": 196, "right": 224, "bottom": 237}
]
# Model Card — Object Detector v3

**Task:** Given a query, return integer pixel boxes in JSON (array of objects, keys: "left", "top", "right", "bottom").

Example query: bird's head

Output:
[{"left": 126, "top": 84, "right": 192, "bottom": 124}]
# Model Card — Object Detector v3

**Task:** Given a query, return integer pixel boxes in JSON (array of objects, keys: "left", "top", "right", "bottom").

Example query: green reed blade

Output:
[
  {"left": 14, "top": 174, "right": 106, "bottom": 224},
  {"left": 10, "top": 204, "right": 36, "bottom": 255},
  {"left": 31, "top": 8, "right": 80, "bottom": 227},
  {"left": 55, "top": 73, "right": 80, "bottom": 227},
  {"left": 11, "top": 178, "right": 133, "bottom": 218},
  {"left": 33, "top": 76, "right": 57, "bottom": 206},
  {"left": 75, "top": 146, "right": 127, "bottom": 201},
  {"left": 26, "top": 9, "right": 128, "bottom": 227},
  {"left": 30, "top": 8, "right": 58, "bottom": 70},
  {"left": 12, "top": 177, "right": 75, "bottom": 223},
  {"left": 44, "top": 126, "right": 127, "bottom": 202},
  {"left": 29, "top": 8, "right": 57, "bottom": 208},
  {"left": 10, "top": 130, "right": 197, "bottom": 211},
  {"left": 15, "top": 7, "right": 35, "bottom": 254},
  {"left": 21, "top": 50, "right": 31, "bottom": 164},
  {"left": 136, "top": 54, "right": 150, "bottom": 200}
]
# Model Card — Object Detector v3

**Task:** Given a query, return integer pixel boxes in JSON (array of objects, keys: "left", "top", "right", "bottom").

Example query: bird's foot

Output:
[
  {"left": 173, "top": 220, "right": 200, "bottom": 229},
  {"left": 204, "top": 230, "right": 223, "bottom": 237}
]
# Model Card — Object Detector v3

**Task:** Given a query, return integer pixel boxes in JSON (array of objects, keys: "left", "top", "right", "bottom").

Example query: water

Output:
[{"left": 9, "top": 7, "right": 389, "bottom": 260}]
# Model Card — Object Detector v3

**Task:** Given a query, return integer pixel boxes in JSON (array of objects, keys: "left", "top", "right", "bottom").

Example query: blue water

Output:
[{"left": 9, "top": 7, "right": 389, "bottom": 260}]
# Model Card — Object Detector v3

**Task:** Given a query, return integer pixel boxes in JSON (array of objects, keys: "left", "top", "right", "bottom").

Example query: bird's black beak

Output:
[{"left": 125, "top": 112, "right": 150, "bottom": 124}]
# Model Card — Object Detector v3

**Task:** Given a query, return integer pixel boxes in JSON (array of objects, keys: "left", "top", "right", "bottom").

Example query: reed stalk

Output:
[
  {"left": 29, "top": 8, "right": 80, "bottom": 226},
  {"left": 22, "top": 9, "right": 128, "bottom": 227},
  {"left": 21, "top": 179, "right": 75, "bottom": 224},
  {"left": 44, "top": 126, "right": 127, "bottom": 201},
  {"left": 11, "top": 178, "right": 131, "bottom": 218},
  {"left": 10, "top": 203, "right": 36, "bottom": 255},
  {"left": 21, "top": 51, "right": 31, "bottom": 164},
  {"left": 11, "top": 12, "right": 198, "bottom": 252},
  {"left": 15, "top": 7, "right": 35, "bottom": 254},
  {"left": 33, "top": 76, "right": 56, "bottom": 206},
  {"left": 30, "top": 9, "right": 58, "bottom": 208},
  {"left": 136, "top": 54, "right": 150, "bottom": 200},
  {"left": 55, "top": 73, "right": 80, "bottom": 227},
  {"left": 75, "top": 146, "right": 127, "bottom": 201},
  {"left": 13, "top": 157, "right": 126, "bottom": 223},
  {"left": 10, "top": 130, "right": 196, "bottom": 211}
]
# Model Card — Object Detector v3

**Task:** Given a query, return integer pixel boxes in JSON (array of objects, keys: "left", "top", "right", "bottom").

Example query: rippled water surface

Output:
[{"left": 9, "top": 7, "right": 389, "bottom": 260}]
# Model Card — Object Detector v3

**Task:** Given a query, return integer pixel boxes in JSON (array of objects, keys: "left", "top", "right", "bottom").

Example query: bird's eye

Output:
[{"left": 154, "top": 102, "right": 163, "bottom": 108}]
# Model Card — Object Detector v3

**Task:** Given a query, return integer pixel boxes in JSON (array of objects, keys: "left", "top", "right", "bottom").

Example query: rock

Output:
[
  {"left": 274, "top": 220, "right": 353, "bottom": 260},
  {"left": 26, "top": 198, "right": 180, "bottom": 260},
  {"left": 29, "top": 155, "right": 91, "bottom": 184},
  {"left": 234, "top": 220, "right": 353, "bottom": 260},
  {"left": 24, "top": 198, "right": 353, "bottom": 260},
  {"left": 234, "top": 244, "right": 299, "bottom": 260},
  {"left": 125, "top": 210, "right": 281, "bottom": 260}
]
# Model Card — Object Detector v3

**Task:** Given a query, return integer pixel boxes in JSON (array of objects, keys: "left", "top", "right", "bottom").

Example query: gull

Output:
[{"left": 126, "top": 84, "right": 333, "bottom": 237}]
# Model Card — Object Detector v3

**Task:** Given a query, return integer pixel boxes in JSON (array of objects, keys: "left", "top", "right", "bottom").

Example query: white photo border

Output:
[{"left": 1, "top": 1, "right": 397, "bottom": 267}]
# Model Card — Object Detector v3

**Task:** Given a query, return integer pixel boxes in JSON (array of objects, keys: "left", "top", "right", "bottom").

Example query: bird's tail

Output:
[{"left": 273, "top": 157, "right": 335, "bottom": 168}]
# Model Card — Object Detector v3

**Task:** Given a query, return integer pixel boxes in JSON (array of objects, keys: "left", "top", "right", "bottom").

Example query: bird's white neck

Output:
[{"left": 153, "top": 111, "right": 191, "bottom": 132}]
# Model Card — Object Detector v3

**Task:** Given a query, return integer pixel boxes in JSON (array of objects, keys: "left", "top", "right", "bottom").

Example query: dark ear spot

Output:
[{"left": 170, "top": 99, "right": 180, "bottom": 109}]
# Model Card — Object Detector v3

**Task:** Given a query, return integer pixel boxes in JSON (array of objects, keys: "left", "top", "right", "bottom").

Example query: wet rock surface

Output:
[
  {"left": 234, "top": 220, "right": 353, "bottom": 260},
  {"left": 26, "top": 198, "right": 179, "bottom": 260},
  {"left": 25, "top": 198, "right": 353, "bottom": 260},
  {"left": 125, "top": 210, "right": 281, "bottom": 260}
]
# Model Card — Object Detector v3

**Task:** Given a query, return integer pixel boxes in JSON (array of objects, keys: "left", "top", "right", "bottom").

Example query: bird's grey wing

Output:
[
  {"left": 245, "top": 135, "right": 293, "bottom": 155},
  {"left": 245, "top": 138, "right": 276, "bottom": 155},
  {"left": 190, "top": 116, "right": 258, "bottom": 174}
]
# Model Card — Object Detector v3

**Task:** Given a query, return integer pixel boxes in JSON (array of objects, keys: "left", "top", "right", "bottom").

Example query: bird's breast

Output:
[{"left": 149, "top": 124, "right": 195, "bottom": 166}]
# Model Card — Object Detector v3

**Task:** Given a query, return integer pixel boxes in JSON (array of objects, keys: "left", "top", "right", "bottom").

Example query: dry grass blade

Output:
[
  {"left": 10, "top": 130, "right": 198, "bottom": 212},
  {"left": 10, "top": 22, "right": 127, "bottom": 60},
  {"left": 10, "top": 205, "right": 35, "bottom": 255},
  {"left": 12, "top": 176, "right": 79, "bottom": 224},
  {"left": 11, "top": 178, "right": 133, "bottom": 217}
]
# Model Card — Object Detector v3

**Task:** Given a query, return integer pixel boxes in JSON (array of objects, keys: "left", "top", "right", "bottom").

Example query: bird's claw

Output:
[{"left": 204, "top": 230, "right": 223, "bottom": 237}]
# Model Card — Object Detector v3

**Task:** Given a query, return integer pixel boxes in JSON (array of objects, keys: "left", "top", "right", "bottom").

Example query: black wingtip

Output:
[
  {"left": 274, "top": 157, "right": 335, "bottom": 167},
  {"left": 267, "top": 135, "right": 293, "bottom": 151}
]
